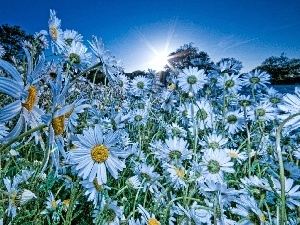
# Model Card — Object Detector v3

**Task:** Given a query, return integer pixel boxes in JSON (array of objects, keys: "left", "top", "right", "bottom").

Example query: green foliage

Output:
[
  {"left": 0, "top": 24, "right": 34, "bottom": 63},
  {"left": 257, "top": 53, "right": 300, "bottom": 84}
]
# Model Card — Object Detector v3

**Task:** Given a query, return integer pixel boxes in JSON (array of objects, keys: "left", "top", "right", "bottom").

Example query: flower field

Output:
[{"left": 0, "top": 10, "right": 300, "bottom": 225}]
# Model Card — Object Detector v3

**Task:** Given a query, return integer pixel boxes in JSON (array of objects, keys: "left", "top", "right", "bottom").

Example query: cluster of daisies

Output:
[{"left": 1, "top": 9, "right": 300, "bottom": 225}]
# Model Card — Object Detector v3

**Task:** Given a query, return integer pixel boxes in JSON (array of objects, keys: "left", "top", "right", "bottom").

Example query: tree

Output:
[
  {"left": 0, "top": 24, "right": 34, "bottom": 63},
  {"left": 257, "top": 53, "right": 300, "bottom": 84},
  {"left": 166, "top": 42, "right": 216, "bottom": 72}
]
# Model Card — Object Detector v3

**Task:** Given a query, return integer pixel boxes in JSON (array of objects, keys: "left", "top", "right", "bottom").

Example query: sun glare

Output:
[{"left": 151, "top": 50, "right": 169, "bottom": 71}]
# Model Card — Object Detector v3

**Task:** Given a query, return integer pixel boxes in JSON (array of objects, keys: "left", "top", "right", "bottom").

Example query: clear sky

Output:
[{"left": 1, "top": 0, "right": 299, "bottom": 72}]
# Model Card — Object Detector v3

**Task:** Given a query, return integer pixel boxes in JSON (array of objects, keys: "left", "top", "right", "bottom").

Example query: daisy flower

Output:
[
  {"left": 272, "top": 177, "right": 300, "bottom": 210},
  {"left": 40, "top": 191, "right": 62, "bottom": 222},
  {"left": 138, "top": 204, "right": 161, "bottom": 225},
  {"left": 177, "top": 66, "right": 207, "bottom": 94},
  {"left": 93, "top": 200, "right": 124, "bottom": 225},
  {"left": 240, "top": 175, "right": 271, "bottom": 191},
  {"left": 126, "top": 175, "right": 142, "bottom": 189},
  {"left": 166, "top": 122, "right": 187, "bottom": 138},
  {"left": 157, "top": 136, "right": 192, "bottom": 165},
  {"left": 64, "top": 41, "right": 91, "bottom": 72},
  {"left": 0, "top": 48, "right": 45, "bottom": 143},
  {"left": 201, "top": 149, "right": 235, "bottom": 182},
  {"left": 187, "top": 100, "right": 214, "bottom": 130},
  {"left": 128, "top": 109, "right": 148, "bottom": 126},
  {"left": 80, "top": 178, "right": 109, "bottom": 208},
  {"left": 217, "top": 73, "right": 242, "bottom": 94},
  {"left": 88, "top": 35, "right": 121, "bottom": 83},
  {"left": 261, "top": 87, "right": 283, "bottom": 106},
  {"left": 34, "top": 30, "right": 49, "bottom": 50},
  {"left": 248, "top": 102, "right": 278, "bottom": 122},
  {"left": 240, "top": 69, "right": 270, "bottom": 90},
  {"left": 174, "top": 202, "right": 212, "bottom": 224},
  {"left": 160, "top": 90, "right": 177, "bottom": 113},
  {"left": 204, "top": 132, "right": 228, "bottom": 150},
  {"left": 164, "top": 164, "right": 187, "bottom": 190},
  {"left": 218, "top": 58, "right": 242, "bottom": 74},
  {"left": 130, "top": 75, "right": 151, "bottom": 97},
  {"left": 133, "top": 162, "right": 161, "bottom": 193},
  {"left": 225, "top": 148, "right": 247, "bottom": 164},
  {"left": 116, "top": 73, "right": 130, "bottom": 95},
  {"left": 63, "top": 29, "right": 83, "bottom": 45},
  {"left": 67, "top": 125, "right": 127, "bottom": 185},
  {"left": 238, "top": 95, "right": 253, "bottom": 108},
  {"left": 277, "top": 87, "right": 300, "bottom": 130},
  {"left": 48, "top": 9, "right": 65, "bottom": 53},
  {"left": 232, "top": 195, "right": 266, "bottom": 224},
  {"left": 224, "top": 109, "right": 245, "bottom": 134}
]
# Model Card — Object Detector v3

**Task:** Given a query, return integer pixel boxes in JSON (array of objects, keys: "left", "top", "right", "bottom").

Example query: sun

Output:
[{"left": 150, "top": 50, "right": 169, "bottom": 71}]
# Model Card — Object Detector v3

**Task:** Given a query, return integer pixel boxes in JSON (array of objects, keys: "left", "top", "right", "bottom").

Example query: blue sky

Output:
[{"left": 1, "top": 0, "right": 299, "bottom": 72}]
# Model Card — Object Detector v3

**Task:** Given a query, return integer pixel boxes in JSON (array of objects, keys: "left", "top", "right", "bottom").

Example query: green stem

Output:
[
  {"left": 242, "top": 106, "right": 251, "bottom": 177},
  {"left": 0, "top": 124, "right": 47, "bottom": 153},
  {"left": 69, "top": 62, "right": 103, "bottom": 88},
  {"left": 275, "top": 112, "right": 300, "bottom": 224}
]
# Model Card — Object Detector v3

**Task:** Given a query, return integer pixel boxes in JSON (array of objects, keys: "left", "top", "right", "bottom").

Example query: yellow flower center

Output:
[
  {"left": 169, "top": 83, "right": 175, "bottom": 90},
  {"left": 260, "top": 214, "right": 266, "bottom": 222},
  {"left": 174, "top": 167, "right": 185, "bottom": 178},
  {"left": 51, "top": 200, "right": 57, "bottom": 208},
  {"left": 50, "top": 26, "right": 58, "bottom": 40},
  {"left": 63, "top": 199, "right": 70, "bottom": 205},
  {"left": 51, "top": 107, "right": 74, "bottom": 136},
  {"left": 22, "top": 85, "right": 37, "bottom": 111},
  {"left": 91, "top": 145, "right": 109, "bottom": 163},
  {"left": 93, "top": 178, "right": 103, "bottom": 191},
  {"left": 229, "top": 152, "right": 238, "bottom": 158},
  {"left": 52, "top": 114, "right": 65, "bottom": 136},
  {"left": 148, "top": 218, "right": 160, "bottom": 225}
]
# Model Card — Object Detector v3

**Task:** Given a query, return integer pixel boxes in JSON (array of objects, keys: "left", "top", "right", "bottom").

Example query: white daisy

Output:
[
  {"left": 130, "top": 75, "right": 151, "bottom": 97},
  {"left": 240, "top": 69, "right": 270, "bottom": 90},
  {"left": 164, "top": 164, "right": 187, "bottom": 190},
  {"left": 248, "top": 102, "right": 278, "bottom": 122},
  {"left": 225, "top": 148, "right": 247, "bottom": 164},
  {"left": 187, "top": 100, "right": 214, "bottom": 130},
  {"left": 204, "top": 132, "right": 228, "bottom": 150},
  {"left": 224, "top": 109, "right": 245, "bottom": 134},
  {"left": 67, "top": 125, "right": 127, "bottom": 185},
  {"left": 138, "top": 204, "right": 161, "bottom": 225},
  {"left": 63, "top": 29, "right": 83, "bottom": 45},
  {"left": 166, "top": 122, "right": 187, "bottom": 138},
  {"left": 232, "top": 195, "right": 266, "bottom": 224},
  {"left": 48, "top": 9, "right": 65, "bottom": 53},
  {"left": 272, "top": 177, "right": 300, "bottom": 210},
  {"left": 201, "top": 149, "right": 235, "bottom": 182},
  {"left": 133, "top": 162, "right": 161, "bottom": 193},
  {"left": 157, "top": 136, "right": 192, "bottom": 165},
  {"left": 177, "top": 66, "right": 207, "bottom": 94},
  {"left": 40, "top": 191, "right": 61, "bottom": 222},
  {"left": 64, "top": 41, "right": 91, "bottom": 72},
  {"left": 80, "top": 179, "right": 109, "bottom": 208},
  {"left": 217, "top": 73, "right": 242, "bottom": 94}
]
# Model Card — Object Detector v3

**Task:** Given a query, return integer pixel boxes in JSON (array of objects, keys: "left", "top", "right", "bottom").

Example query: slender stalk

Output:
[
  {"left": 242, "top": 105, "right": 251, "bottom": 177},
  {"left": 69, "top": 62, "right": 103, "bottom": 87},
  {"left": 0, "top": 124, "right": 47, "bottom": 153},
  {"left": 275, "top": 112, "right": 300, "bottom": 224}
]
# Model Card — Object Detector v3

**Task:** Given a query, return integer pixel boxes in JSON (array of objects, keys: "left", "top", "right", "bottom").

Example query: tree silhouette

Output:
[
  {"left": 0, "top": 24, "right": 34, "bottom": 63},
  {"left": 257, "top": 53, "right": 300, "bottom": 84}
]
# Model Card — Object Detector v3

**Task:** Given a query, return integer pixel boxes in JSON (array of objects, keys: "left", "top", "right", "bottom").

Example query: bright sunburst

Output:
[{"left": 150, "top": 50, "right": 169, "bottom": 71}]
